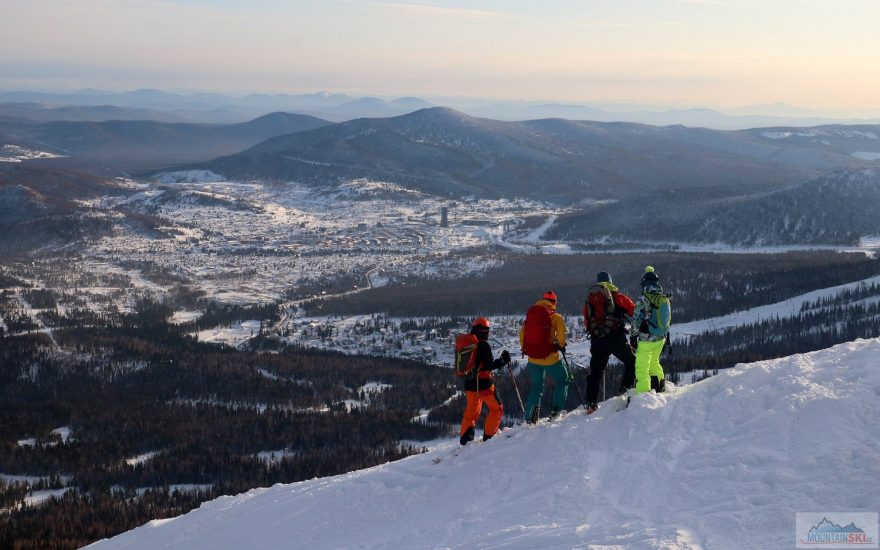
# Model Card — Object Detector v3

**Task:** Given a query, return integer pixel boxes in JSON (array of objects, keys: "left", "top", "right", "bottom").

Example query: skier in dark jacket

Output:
[
  {"left": 584, "top": 271, "right": 636, "bottom": 414},
  {"left": 460, "top": 317, "right": 512, "bottom": 445}
]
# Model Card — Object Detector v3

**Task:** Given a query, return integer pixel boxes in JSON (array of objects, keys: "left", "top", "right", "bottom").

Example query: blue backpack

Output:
[{"left": 646, "top": 292, "right": 672, "bottom": 337}]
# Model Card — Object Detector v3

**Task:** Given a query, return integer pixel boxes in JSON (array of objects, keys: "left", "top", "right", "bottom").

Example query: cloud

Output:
[
  {"left": 567, "top": 19, "right": 686, "bottom": 30},
  {"left": 674, "top": 0, "right": 732, "bottom": 5},
  {"left": 369, "top": 2, "right": 499, "bottom": 18}
]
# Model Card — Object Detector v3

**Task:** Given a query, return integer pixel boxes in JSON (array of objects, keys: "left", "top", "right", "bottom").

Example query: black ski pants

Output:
[{"left": 586, "top": 330, "right": 636, "bottom": 404}]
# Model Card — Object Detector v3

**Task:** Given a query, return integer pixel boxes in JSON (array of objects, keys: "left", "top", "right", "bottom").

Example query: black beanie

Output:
[{"left": 641, "top": 266, "right": 659, "bottom": 287}]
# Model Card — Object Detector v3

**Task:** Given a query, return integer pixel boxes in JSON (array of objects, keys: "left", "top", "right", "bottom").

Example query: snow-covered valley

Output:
[
  {"left": 4, "top": 173, "right": 880, "bottom": 549},
  {"left": 83, "top": 176, "right": 560, "bottom": 305},
  {"left": 5, "top": 173, "right": 879, "bottom": 375}
]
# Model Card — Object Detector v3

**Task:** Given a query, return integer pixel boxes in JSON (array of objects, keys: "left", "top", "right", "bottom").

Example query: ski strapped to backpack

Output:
[
  {"left": 584, "top": 283, "right": 619, "bottom": 338},
  {"left": 454, "top": 333, "right": 479, "bottom": 377},
  {"left": 521, "top": 304, "right": 555, "bottom": 359}
]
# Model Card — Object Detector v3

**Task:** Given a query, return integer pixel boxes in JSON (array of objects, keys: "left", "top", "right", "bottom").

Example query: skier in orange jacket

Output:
[{"left": 460, "top": 317, "right": 512, "bottom": 445}]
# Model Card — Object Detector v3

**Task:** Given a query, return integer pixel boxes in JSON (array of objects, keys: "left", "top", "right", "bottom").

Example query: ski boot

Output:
[
  {"left": 651, "top": 376, "right": 666, "bottom": 393},
  {"left": 525, "top": 406, "right": 540, "bottom": 424},
  {"left": 460, "top": 426, "right": 475, "bottom": 446}
]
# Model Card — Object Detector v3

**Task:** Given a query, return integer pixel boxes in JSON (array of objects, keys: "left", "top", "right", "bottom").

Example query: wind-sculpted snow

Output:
[{"left": 89, "top": 338, "right": 880, "bottom": 550}]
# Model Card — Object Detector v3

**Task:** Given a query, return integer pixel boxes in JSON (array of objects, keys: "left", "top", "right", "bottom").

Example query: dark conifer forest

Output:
[{"left": 0, "top": 316, "right": 453, "bottom": 549}]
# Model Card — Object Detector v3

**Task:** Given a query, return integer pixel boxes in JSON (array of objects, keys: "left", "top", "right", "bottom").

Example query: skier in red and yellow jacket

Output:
[{"left": 519, "top": 291, "right": 568, "bottom": 423}]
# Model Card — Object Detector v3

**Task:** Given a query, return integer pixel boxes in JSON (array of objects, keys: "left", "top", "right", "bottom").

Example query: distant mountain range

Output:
[
  {"left": 197, "top": 107, "right": 877, "bottom": 203},
  {"left": 2, "top": 88, "right": 879, "bottom": 129},
  {"left": 466, "top": 104, "right": 880, "bottom": 131},
  {"left": 2, "top": 101, "right": 878, "bottom": 204},
  {"left": 0, "top": 112, "right": 331, "bottom": 171},
  {"left": 0, "top": 90, "right": 425, "bottom": 124},
  {"left": 0, "top": 102, "right": 189, "bottom": 124},
  {"left": 3, "top": 98, "right": 880, "bottom": 248}
]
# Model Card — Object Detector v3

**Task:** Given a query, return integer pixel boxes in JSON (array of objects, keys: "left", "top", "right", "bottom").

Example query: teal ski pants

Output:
[{"left": 524, "top": 361, "right": 569, "bottom": 421}]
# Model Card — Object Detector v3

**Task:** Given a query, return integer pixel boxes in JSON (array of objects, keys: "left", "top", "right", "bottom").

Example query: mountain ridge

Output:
[
  {"left": 4, "top": 89, "right": 879, "bottom": 129},
  {"left": 549, "top": 167, "right": 880, "bottom": 245},
  {"left": 200, "top": 107, "right": 828, "bottom": 202},
  {"left": 0, "top": 112, "right": 332, "bottom": 171}
]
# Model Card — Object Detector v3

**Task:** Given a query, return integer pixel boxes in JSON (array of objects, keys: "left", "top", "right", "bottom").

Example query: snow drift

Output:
[{"left": 89, "top": 339, "right": 880, "bottom": 549}]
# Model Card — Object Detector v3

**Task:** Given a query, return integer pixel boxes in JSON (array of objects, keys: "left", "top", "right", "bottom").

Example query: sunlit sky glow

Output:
[{"left": 1, "top": 0, "right": 878, "bottom": 115}]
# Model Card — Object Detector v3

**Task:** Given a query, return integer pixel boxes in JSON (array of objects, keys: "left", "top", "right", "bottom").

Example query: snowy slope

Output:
[
  {"left": 672, "top": 273, "right": 880, "bottom": 337},
  {"left": 89, "top": 339, "right": 880, "bottom": 550}
]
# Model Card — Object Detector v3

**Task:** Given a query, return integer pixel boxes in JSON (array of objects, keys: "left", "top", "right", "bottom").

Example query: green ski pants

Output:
[{"left": 635, "top": 339, "right": 665, "bottom": 394}]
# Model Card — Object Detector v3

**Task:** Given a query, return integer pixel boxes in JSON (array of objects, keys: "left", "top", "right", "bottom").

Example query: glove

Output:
[
  {"left": 556, "top": 344, "right": 566, "bottom": 353},
  {"left": 500, "top": 350, "right": 511, "bottom": 365},
  {"left": 629, "top": 336, "right": 638, "bottom": 350}
]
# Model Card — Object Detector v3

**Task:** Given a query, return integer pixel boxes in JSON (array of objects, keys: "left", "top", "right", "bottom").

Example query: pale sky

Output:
[{"left": 1, "top": 0, "right": 878, "bottom": 115}]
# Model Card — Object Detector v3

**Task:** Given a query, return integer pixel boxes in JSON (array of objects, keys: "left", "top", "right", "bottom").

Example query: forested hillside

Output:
[
  {"left": 302, "top": 250, "right": 880, "bottom": 320},
  {"left": 549, "top": 168, "right": 880, "bottom": 245}
]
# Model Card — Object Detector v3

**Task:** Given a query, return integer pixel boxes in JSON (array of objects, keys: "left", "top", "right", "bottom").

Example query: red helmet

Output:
[
  {"left": 542, "top": 290, "right": 557, "bottom": 303},
  {"left": 472, "top": 317, "right": 491, "bottom": 330}
]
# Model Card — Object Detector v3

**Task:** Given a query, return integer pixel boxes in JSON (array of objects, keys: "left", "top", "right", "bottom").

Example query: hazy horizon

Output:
[{"left": 2, "top": 0, "right": 879, "bottom": 118}]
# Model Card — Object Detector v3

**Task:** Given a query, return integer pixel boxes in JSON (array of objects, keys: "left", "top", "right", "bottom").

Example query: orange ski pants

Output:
[{"left": 460, "top": 387, "right": 504, "bottom": 438}]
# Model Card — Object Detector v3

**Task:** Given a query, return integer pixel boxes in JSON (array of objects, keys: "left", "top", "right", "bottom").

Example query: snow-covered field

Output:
[
  {"left": 852, "top": 151, "right": 880, "bottom": 161},
  {"left": 24, "top": 488, "right": 70, "bottom": 507},
  {"left": 0, "top": 144, "right": 66, "bottom": 162},
  {"left": 87, "top": 338, "right": 880, "bottom": 550},
  {"left": 15, "top": 426, "right": 74, "bottom": 448},
  {"left": 92, "top": 174, "right": 879, "bottom": 317},
  {"left": 125, "top": 451, "right": 162, "bottom": 467},
  {"left": 82, "top": 178, "right": 556, "bottom": 305}
]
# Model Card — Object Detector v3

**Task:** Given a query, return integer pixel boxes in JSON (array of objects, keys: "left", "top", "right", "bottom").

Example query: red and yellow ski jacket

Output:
[{"left": 519, "top": 299, "right": 567, "bottom": 366}]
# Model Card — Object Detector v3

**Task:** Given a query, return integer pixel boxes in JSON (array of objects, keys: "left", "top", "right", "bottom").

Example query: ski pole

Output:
[
  {"left": 506, "top": 361, "right": 526, "bottom": 416},
  {"left": 560, "top": 350, "right": 588, "bottom": 411},
  {"left": 491, "top": 337, "right": 525, "bottom": 415}
]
